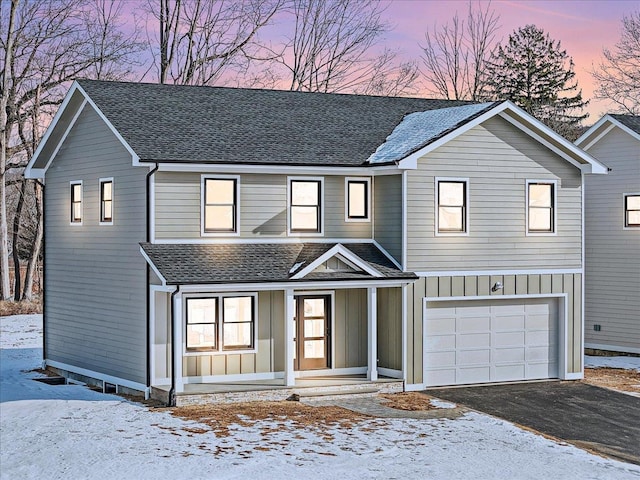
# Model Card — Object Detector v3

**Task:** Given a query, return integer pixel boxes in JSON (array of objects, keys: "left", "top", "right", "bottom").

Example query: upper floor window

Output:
[
  {"left": 203, "top": 177, "right": 238, "bottom": 234},
  {"left": 527, "top": 181, "right": 555, "bottom": 233},
  {"left": 290, "top": 178, "right": 322, "bottom": 233},
  {"left": 346, "top": 178, "right": 370, "bottom": 222},
  {"left": 99, "top": 178, "right": 113, "bottom": 224},
  {"left": 437, "top": 179, "right": 467, "bottom": 234},
  {"left": 625, "top": 194, "right": 640, "bottom": 228},
  {"left": 70, "top": 181, "right": 82, "bottom": 224}
]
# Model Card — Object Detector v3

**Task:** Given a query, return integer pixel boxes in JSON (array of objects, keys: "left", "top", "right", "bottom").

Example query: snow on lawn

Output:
[
  {"left": 2, "top": 315, "right": 640, "bottom": 480},
  {"left": 585, "top": 355, "right": 640, "bottom": 372}
]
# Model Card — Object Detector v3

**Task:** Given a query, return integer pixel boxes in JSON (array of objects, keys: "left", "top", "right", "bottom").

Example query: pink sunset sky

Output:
[{"left": 379, "top": 0, "right": 639, "bottom": 120}]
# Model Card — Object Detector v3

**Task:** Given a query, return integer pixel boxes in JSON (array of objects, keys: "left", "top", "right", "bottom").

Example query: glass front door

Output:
[{"left": 293, "top": 295, "right": 330, "bottom": 370}]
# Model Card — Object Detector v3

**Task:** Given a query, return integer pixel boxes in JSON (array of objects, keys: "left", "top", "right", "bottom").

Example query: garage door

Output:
[{"left": 424, "top": 298, "right": 559, "bottom": 386}]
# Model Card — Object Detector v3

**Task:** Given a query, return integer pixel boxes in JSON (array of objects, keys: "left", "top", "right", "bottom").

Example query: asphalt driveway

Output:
[{"left": 425, "top": 381, "right": 640, "bottom": 465}]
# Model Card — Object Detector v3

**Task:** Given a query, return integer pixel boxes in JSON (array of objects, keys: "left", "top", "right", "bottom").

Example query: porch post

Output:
[
  {"left": 367, "top": 287, "right": 378, "bottom": 381},
  {"left": 173, "top": 293, "right": 184, "bottom": 393},
  {"left": 284, "top": 288, "right": 295, "bottom": 387}
]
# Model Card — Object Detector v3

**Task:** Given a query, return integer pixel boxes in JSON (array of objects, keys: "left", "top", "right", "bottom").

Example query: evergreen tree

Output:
[{"left": 485, "top": 25, "right": 588, "bottom": 139}]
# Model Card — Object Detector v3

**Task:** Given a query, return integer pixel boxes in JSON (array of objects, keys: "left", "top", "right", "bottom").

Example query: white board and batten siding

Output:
[
  {"left": 154, "top": 172, "right": 372, "bottom": 240},
  {"left": 584, "top": 126, "right": 640, "bottom": 353},
  {"left": 45, "top": 105, "right": 149, "bottom": 385}
]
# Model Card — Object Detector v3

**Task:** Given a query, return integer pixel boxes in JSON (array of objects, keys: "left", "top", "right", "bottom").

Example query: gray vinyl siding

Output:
[
  {"left": 154, "top": 173, "right": 371, "bottom": 239},
  {"left": 584, "top": 127, "right": 640, "bottom": 353},
  {"left": 377, "top": 287, "right": 402, "bottom": 371},
  {"left": 374, "top": 175, "right": 402, "bottom": 262},
  {"left": 182, "top": 288, "right": 367, "bottom": 377},
  {"left": 405, "top": 273, "right": 582, "bottom": 385},
  {"left": 44, "top": 104, "right": 148, "bottom": 384},
  {"left": 406, "top": 116, "right": 583, "bottom": 271}
]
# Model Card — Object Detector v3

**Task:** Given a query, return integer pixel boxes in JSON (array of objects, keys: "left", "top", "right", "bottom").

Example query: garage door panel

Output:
[
  {"left": 458, "top": 349, "right": 491, "bottom": 365},
  {"left": 494, "top": 347, "right": 525, "bottom": 363},
  {"left": 457, "top": 316, "right": 490, "bottom": 333},
  {"left": 493, "top": 331, "right": 525, "bottom": 347},
  {"left": 458, "top": 332, "right": 490, "bottom": 348},
  {"left": 425, "top": 298, "right": 559, "bottom": 387}
]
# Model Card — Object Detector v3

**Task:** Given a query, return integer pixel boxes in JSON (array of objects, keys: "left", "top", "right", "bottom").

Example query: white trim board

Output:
[
  {"left": 45, "top": 359, "right": 148, "bottom": 394},
  {"left": 415, "top": 269, "right": 582, "bottom": 277},
  {"left": 576, "top": 114, "right": 640, "bottom": 147},
  {"left": 291, "top": 244, "right": 382, "bottom": 279},
  {"left": 585, "top": 343, "right": 640, "bottom": 355}
]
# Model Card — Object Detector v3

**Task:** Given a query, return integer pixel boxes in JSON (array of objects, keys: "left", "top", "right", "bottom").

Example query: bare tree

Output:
[
  {"left": 144, "top": 0, "right": 282, "bottom": 85},
  {"left": 592, "top": 10, "right": 640, "bottom": 115},
  {"left": 421, "top": 1, "right": 499, "bottom": 100},
  {"left": 267, "top": 0, "right": 418, "bottom": 95},
  {"left": 1, "top": 0, "right": 144, "bottom": 301}
]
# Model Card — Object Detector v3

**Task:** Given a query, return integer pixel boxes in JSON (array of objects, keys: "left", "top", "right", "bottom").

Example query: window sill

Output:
[{"left": 184, "top": 348, "right": 257, "bottom": 357}]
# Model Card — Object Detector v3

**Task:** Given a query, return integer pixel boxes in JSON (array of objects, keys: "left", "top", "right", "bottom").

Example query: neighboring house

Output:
[
  {"left": 576, "top": 115, "right": 640, "bottom": 354},
  {"left": 25, "top": 80, "right": 606, "bottom": 404}
]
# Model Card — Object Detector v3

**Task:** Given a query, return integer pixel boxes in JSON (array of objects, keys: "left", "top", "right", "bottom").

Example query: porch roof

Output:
[{"left": 140, "top": 242, "right": 415, "bottom": 285}]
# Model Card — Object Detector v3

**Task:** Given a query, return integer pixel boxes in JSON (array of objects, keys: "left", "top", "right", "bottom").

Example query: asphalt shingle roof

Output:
[
  {"left": 367, "top": 102, "right": 498, "bottom": 164},
  {"left": 610, "top": 114, "right": 640, "bottom": 135},
  {"left": 77, "top": 80, "right": 473, "bottom": 167},
  {"left": 140, "top": 242, "right": 414, "bottom": 285}
]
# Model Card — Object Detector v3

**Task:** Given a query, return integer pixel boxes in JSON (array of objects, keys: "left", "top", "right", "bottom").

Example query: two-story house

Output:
[
  {"left": 25, "top": 80, "right": 606, "bottom": 405},
  {"left": 576, "top": 114, "right": 640, "bottom": 354}
]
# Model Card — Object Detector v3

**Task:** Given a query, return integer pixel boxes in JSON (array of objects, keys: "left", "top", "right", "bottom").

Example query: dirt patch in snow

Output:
[
  {"left": 583, "top": 368, "right": 640, "bottom": 395},
  {"left": 379, "top": 392, "right": 438, "bottom": 411},
  {"left": 168, "top": 401, "right": 372, "bottom": 438}
]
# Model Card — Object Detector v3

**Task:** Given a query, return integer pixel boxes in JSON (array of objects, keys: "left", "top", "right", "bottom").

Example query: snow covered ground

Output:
[
  {"left": 585, "top": 355, "right": 640, "bottom": 371},
  {"left": 2, "top": 314, "right": 639, "bottom": 480}
]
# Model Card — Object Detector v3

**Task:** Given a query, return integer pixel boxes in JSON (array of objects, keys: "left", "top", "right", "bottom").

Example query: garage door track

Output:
[{"left": 425, "top": 381, "right": 640, "bottom": 465}]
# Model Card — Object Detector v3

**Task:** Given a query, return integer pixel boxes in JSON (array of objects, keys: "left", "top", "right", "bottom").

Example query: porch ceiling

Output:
[{"left": 140, "top": 242, "right": 415, "bottom": 285}]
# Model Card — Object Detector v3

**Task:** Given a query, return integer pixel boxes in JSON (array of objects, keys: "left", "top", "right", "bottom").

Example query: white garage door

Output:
[{"left": 424, "top": 298, "right": 559, "bottom": 386}]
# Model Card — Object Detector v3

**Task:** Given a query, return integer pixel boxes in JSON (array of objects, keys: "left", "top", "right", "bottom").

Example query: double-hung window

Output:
[
  {"left": 625, "top": 194, "right": 640, "bottom": 228},
  {"left": 346, "top": 178, "right": 370, "bottom": 221},
  {"left": 437, "top": 179, "right": 468, "bottom": 234},
  {"left": 290, "top": 179, "right": 322, "bottom": 233},
  {"left": 203, "top": 177, "right": 238, "bottom": 233},
  {"left": 70, "top": 181, "right": 82, "bottom": 224},
  {"left": 99, "top": 178, "right": 113, "bottom": 224},
  {"left": 527, "top": 181, "right": 555, "bottom": 233},
  {"left": 185, "top": 295, "right": 255, "bottom": 353}
]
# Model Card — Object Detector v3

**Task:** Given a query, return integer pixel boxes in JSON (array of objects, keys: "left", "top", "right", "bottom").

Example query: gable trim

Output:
[
  {"left": 291, "top": 244, "right": 383, "bottom": 280},
  {"left": 139, "top": 246, "right": 168, "bottom": 286},
  {"left": 575, "top": 114, "right": 640, "bottom": 149}
]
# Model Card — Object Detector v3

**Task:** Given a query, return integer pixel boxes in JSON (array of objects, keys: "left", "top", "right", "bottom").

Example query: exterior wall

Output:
[
  {"left": 182, "top": 288, "right": 368, "bottom": 377},
  {"left": 154, "top": 172, "right": 372, "bottom": 240},
  {"left": 407, "top": 116, "right": 583, "bottom": 271},
  {"left": 377, "top": 287, "right": 402, "bottom": 371},
  {"left": 584, "top": 127, "right": 640, "bottom": 353},
  {"left": 373, "top": 174, "right": 402, "bottom": 262},
  {"left": 406, "top": 273, "right": 582, "bottom": 385},
  {"left": 44, "top": 105, "right": 148, "bottom": 384}
]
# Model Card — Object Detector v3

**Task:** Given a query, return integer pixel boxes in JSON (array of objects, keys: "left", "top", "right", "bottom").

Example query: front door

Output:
[{"left": 294, "top": 295, "right": 331, "bottom": 370}]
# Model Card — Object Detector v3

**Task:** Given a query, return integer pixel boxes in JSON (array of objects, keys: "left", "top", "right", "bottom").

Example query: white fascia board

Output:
[
  {"left": 74, "top": 83, "right": 141, "bottom": 165},
  {"left": 372, "top": 239, "right": 402, "bottom": 270},
  {"left": 156, "top": 162, "right": 400, "bottom": 176},
  {"left": 291, "top": 244, "right": 383, "bottom": 279},
  {"left": 177, "top": 278, "right": 414, "bottom": 293},
  {"left": 25, "top": 82, "right": 82, "bottom": 178},
  {"left": 577, "top": 114, "right": 640, "bottom": 148},
  {"left": 396, "top": 102, "right": 510, "bottom": 170},
  {"left": 139, "top": 246, "right": 167, "bottom": 286}
]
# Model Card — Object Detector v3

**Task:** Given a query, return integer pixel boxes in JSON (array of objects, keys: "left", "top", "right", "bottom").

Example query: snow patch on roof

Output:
[{"left": 367, "top": 102, "right": 495, "bottom": 164}]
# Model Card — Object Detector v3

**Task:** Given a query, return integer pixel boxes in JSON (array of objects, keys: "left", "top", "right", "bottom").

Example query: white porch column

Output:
[
  {"left": 284, "top": 289, "right": 296, "bottom": 387},
  {"left": 367, "top": 287, "right": 378, "bottom": 381},
  {"left": 173, "top": 292, "right": 184, "bottom": 393}
]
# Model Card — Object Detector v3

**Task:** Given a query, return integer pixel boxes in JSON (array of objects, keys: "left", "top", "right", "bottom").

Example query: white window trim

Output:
[
  {"left": 526, "top": 179, "right": 558, "bottom": 236},
  {"left": 200, "top": 174, "right": 241, "bottom": 237},
  {"left": 344, "top": 177, "right": 371, "bottom": 223},
  {"left": 623, "top": 192, "right": 640, "bottom": 230},
  {"left": 69, "top": 180, "right": 83, "bottom": 226},
  {"left": 435, "top": 177, "right": 469, "bottom": 237},
  {"left": 98, "top": 177, "right": 114, "bottom": 226},
  {"left": 183, "top": 292, "right": 258, "bottom": 356},
  {"left": 287, "top": 176, "right": 324, "bottom": 237}
]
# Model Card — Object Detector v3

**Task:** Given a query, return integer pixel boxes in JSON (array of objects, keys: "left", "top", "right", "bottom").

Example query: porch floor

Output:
[{"left": 151, "top": 375, "right": 404, "bottom": 406}]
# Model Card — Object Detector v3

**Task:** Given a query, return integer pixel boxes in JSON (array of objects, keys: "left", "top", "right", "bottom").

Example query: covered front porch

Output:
[{"left": 141, "top": 242, "right": 415, "bottom": 405}]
